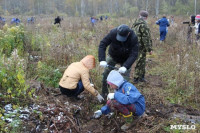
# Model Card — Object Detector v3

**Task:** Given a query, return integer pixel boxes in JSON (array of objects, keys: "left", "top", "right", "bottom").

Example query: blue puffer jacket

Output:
[
  {"left": 156, "top": 17, "right": 170, "bottom": 32},
  {"left": 101, "top": 81, "right": 145, "bottom": 116}
]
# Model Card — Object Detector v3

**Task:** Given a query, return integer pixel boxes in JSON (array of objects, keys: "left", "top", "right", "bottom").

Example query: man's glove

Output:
[
  {"left": 96, "top": 93, "right": 104, "bottom": 103},
  {"left": 118, "top": 66, "right": 127, "bottom": 73},
  {"left": 100, "top": 61, "right": 107, "bottom": 68},
  {"left": 107, "top": 93, "right": 115, "bottom": 100},
  {"left": 93, "top": 110, "right": 102, "bottom": 119},
  {"left": 90, "top": 83, "right": 94, "bottom": 87}
]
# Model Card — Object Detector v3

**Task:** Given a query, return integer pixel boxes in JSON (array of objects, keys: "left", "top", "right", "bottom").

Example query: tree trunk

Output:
[
  {"left": 4, "top": 0, "right": 7, "bottom": 13},
  {"left": 109, "top": 0, "right": 113, "bottom": 15},
  {"left": 37, "top": 0, "right": 40, "bottom": 14},
  {"left": 124, "top": 0, "right": 127, "bottom": 15},
  {"left": 195, "top": 0, "right": 196, "bottom": 15},
  {"left": 81, "top": 0, "right": 85, "bottom": 17},
  {"left": 155, "top": 0, "right": 159, "bottom": 16},
  {"left": 146, "top": 0, "right": 149, "bottom": 11},
  {"left": 115, "top": 0, "right": 119, "bottom": 14}
]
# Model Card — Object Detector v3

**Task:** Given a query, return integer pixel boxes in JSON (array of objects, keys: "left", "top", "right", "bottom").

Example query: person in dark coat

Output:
[
  {"left": 54, "top": 16, "right": 62, "bottom": 27},
  {"left": 27, "top": 17, "right": 35, "bottom": 24},
  {"left": 0, "top": 16, "right": 6, "bottom": 25},
  {"left": 98, "top": 24, "right": 139, "bottom": 98},
  {"left": 11, "top": 18, "right": 20, "bottom": 25},
  {"left": 100, "top": 16, "right": 103, "bottom": 21}
]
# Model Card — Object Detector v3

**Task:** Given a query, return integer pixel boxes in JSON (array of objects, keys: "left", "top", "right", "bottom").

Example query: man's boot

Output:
[
  {"left": 133, "top": 78, "right": 139, "bottom": 84},
  {"left": 139, "top": 75, "right": 148, "bottom": 83}
]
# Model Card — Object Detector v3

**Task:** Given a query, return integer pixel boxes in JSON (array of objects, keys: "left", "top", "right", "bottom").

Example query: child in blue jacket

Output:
[
  {"left": 156, "top": 15, "right": 170, "bottom": 42},
  {"left": 93, "top": 70, "right": 145, "bottom": 130}
]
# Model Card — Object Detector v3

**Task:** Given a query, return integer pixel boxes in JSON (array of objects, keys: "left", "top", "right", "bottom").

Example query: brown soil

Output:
[
  {"left": 24, "top": 71, "right": 200, "bottom": 133},
  {"left": 22, "top": 54, "right": 200, "bottom": 133}
]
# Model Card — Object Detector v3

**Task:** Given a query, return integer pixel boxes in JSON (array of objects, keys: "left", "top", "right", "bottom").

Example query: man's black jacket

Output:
[{"left": 98, "top": 28, "right": 138, "bottom": 69}]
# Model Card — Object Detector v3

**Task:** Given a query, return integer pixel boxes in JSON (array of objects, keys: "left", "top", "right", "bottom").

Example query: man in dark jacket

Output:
[
  {"left": 54, "top": 16, "right": 62, "bottom": 27},
  {"left": 98, "top": 24, "right": 138, "bottom": 98}
]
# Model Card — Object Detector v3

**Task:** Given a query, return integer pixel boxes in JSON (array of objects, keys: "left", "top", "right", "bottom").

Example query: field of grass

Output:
[{"left": 0, "top": 16, "right": 199, "bottom": 132}]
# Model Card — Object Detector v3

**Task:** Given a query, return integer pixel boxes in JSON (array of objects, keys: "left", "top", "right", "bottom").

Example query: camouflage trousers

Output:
[
  {"left": 134, "top": 51, "right": 146, "bottom": 79},
  {"left": 102, "top": 56, "right": 131, "bottom": 96}
]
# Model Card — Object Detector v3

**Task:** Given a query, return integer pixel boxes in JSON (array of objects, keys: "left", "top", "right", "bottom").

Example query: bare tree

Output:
[
  {"left": 109, "top": 0, "right": 113, "bottom": 14},
  {"left": 0, "top": 0, "right": 195, "bottom": 16},
  {"left": 4, "top": 0, "right": 7, "bottom": 14},
  {"left": 195, "top": 0, "right": 196, "bottom": 15},
  {"left": 146, "top": 0, "right": 149, "bottom": 11},
  {"left": 81, "top": 0, "right": 85, "bottom": 17},
  {"left": 155, "top": 0, "right": 159, "bottom": 16}
]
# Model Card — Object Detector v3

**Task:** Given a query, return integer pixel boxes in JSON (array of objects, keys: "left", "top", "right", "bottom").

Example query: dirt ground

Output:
[
  {"left": 23, "top": 60, "right": 200, "bottom": 133},
  {"left": 1, "top": 17, "right": 199, "bottom": 133}
]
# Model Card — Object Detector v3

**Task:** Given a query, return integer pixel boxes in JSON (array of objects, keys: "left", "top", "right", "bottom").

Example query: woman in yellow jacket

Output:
[{"left": 59, "top": 55, "right": 104, "bottom": 102}]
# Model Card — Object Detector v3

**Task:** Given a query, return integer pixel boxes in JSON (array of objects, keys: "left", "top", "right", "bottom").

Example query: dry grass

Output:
[
  {"left": 21, "top": 16, "right": 200, "bottom": 109},
  {"left": 1, "top": 15, "right": 200, "bottom": 132}
]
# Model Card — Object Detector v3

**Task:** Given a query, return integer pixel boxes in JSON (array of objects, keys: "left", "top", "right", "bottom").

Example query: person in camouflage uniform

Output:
[{"left": 132, "top": 10, "right": 153, "bottom": 83}]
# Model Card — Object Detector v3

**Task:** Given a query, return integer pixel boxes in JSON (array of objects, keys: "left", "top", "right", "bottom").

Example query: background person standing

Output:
[
  {"left": 156, "top": 15, "right": 170, "bottom": 43},
  {"left": 132, "top": 10, "right": 153, "bottom": 83},
  {"left": 195, "top": 14, "right": 200, "bottom": 44}
]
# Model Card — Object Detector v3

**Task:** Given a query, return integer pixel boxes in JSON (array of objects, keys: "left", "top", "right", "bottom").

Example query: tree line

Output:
[{"left": 0, "top": 0, "right": 199, "bottom": 17}]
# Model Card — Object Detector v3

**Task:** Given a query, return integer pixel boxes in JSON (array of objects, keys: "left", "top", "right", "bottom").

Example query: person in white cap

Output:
[{"left": 93, "top": 70, "right": 145, "bottom": 131}]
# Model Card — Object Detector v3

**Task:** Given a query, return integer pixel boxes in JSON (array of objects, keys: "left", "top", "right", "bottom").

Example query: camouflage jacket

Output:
[{"left": 132, "top": 18, "right": 152, "bottom": 52}]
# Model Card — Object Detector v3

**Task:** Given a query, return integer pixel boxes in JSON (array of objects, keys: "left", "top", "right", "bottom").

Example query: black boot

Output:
[
  {"left": 133, "top": 78, "right": 139, "bottom": 84},
  {"left": 139, "top": 78, "right": 147, "bottom": 82},
  {"left": 139, "top": 75, "right": 148, "bottom": 82}
]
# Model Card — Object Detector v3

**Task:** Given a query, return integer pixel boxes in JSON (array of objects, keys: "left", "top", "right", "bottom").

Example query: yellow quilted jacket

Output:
[{"left": 59, "top": 55, "right": 98, "bottom": 96}]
